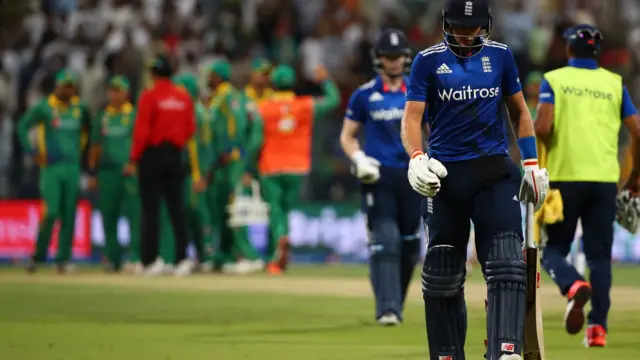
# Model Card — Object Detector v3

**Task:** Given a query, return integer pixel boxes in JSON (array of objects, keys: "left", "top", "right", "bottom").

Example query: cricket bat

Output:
[{"left": 523, "top": 203, "right": 545, "bottom": 360}]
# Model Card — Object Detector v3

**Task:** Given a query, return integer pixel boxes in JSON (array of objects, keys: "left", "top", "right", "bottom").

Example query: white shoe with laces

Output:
[{"left": 377, "top": 313, "right": 400, "bottom": 326}]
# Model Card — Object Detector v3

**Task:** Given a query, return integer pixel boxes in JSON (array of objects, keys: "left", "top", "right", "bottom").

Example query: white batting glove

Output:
[
  {"left": 408, "top": 151, "right": 448, "bottom": 197},
  {"left": 519, "top": 159, "right": 549, "bottom": 211},
  {"left": 351, "top": 150, "right": 381, "bottom": 184}
]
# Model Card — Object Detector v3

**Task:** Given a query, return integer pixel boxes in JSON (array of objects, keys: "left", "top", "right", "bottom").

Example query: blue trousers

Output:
[
  {"left": 541, "top": 181, "right": 616, "bottom": 330},
  {"left": 424, "top": 155, "right": 523, "bottom": 268},
  {"left": 362, "top": 166, "right": 422, "bottom": 319}
]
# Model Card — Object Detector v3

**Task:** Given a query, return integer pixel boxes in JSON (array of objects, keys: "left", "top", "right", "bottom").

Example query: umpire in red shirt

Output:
[{"left": 126, "top": 55, "right": 196, "bottom": 273}]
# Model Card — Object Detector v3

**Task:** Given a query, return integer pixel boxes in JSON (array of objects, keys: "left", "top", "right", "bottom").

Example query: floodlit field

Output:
[{"left": 1, "top": 265, "right": 640, "bottom": 359}]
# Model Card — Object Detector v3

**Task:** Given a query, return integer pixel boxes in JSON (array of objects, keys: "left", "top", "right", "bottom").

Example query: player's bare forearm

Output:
[
  {"left": 534, "top": 103, "right": 554, "bottom": 145},
  {"left": 340, "top": 118, "right": 362, "bottom": 157},
  {"left": 505, "top": 92, "right": 535, "bottom": 139},
  {"left": 624, "top": 114, "right": 640, "bottom": 187},
  {"left": 401, "top": 101, "right": 426, "bottom": 155}
]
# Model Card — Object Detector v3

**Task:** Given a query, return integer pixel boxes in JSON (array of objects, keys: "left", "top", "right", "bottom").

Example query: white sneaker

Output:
[
  {"left": 498, "top": 355, "right": 522, "bottom": 360},
  {"left": 249, "top": 259, "right": 265, "bottom": 272},
  {"left": 230, "top": 259, "right": 261, "bottom": 274},
  {"left": 377, "top": 313, "right": 400, "bottom": 326},
  {"left": 174, "top": 259, "right": 195, "bottom": 277},
  {"left": 221, "top": 262, "right": 248, "bottom": 274},
  {"left": 143, "top": 259, "right": 165, "bottom": 277}
]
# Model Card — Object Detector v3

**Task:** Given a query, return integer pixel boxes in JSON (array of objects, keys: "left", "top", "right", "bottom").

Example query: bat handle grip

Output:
[{"left": 525, "top": 202, "right": 536, "bottom": 249}]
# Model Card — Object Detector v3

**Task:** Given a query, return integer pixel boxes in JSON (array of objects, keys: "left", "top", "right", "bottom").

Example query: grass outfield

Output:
[{"left": 1, "top": 265, "right": 640, "bottom": 359}]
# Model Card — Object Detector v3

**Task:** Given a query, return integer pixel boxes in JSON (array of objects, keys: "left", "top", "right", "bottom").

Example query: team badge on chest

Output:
[
  {"left": 277, "top": 105, "right": 295, "bottom": 133},
  {"left": 482, "top": 56, "right": 492, "bottom": 73}
]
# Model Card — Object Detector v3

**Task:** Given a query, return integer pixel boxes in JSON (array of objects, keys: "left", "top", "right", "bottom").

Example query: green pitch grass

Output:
[{"left": 1, "top": 265, "right": 640, "bottom": 359}]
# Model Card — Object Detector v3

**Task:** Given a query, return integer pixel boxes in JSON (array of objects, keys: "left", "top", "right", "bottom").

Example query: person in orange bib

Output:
[{"left": 258, "top": 64, "right": 339, "bottom": 274}]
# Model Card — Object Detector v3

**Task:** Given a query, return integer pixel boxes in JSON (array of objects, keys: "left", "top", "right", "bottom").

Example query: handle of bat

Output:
[{"left": 526, "top": 202, "right": 536, "bottom": 250}]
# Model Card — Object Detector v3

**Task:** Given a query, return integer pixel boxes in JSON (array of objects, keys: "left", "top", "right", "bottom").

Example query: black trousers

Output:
[{"left": 138, "top": 143, "right": 189, "bottom": 266}]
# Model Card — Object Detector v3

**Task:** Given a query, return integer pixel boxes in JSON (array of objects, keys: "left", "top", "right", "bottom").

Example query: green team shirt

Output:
[
  {"left": 193, "top": 102, "right": 215, "bottom": 174},
  {"left": 91, "top": 102, "right": 136, "bottom": 168},
  {"left": 17, "top": 95, "right": 92, "bottom": 164},
  {"left": 209, "top": 83, "right": 263, "bottom": 170}
]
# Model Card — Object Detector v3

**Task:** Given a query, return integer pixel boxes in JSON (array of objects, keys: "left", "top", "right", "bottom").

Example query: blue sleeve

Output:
[
  {"left": 621, "top": 86, "right": 638, "bottom": 119},
  {"left": 346, "top": 90, "right": 366, "bottom": 123},
  {"left": 502, "top": 48, "right": 522, "bottom": 96},
  {"left": 538, "top": 79, "right": 554, "bottom": 104},
  {"left": 406, "top": 53, "right": 429, "bottom": 102}
]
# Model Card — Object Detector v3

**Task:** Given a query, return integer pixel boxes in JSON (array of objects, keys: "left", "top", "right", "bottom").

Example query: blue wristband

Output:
[{"left": 517, "top": 136, "right": 537, "bottom": 160}]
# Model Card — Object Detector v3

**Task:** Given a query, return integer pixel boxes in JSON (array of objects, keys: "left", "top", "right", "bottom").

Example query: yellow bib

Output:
[{"left": 544, "top": 66, "right": 622, "bottom": 182}]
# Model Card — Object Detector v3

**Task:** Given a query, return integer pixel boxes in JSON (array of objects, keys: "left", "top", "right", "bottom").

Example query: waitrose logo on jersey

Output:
[
  {"left": 438, "top": 86, "right": 500, "bottom": 101},
  {"left": 370, "top": 108, "right": 404, "bottom": 121}
]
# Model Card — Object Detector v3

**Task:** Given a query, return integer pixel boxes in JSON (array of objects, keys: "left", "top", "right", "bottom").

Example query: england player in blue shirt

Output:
[
  {"left": 401, "top": 1, "right": 549, "bottom": 359},
  {"left": 340, "top": 29, "right": 421, "bottom": 326}
]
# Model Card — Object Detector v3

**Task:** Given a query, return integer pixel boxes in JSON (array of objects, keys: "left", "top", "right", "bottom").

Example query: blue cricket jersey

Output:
[
  {"left": 346, "top": 75, "right": 411, "bottom": 168},
  {"left": 406, "top": 41, "right": 522, "bottom": 162}
]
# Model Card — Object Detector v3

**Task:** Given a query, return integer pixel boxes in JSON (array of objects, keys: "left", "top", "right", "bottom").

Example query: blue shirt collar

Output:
[{"left": 568, "top": 58, "right": 599, "bottom": 70}]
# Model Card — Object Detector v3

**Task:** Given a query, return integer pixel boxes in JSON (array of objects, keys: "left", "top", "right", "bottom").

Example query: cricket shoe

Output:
[
  {"left": 498, "top": 355, "right": 522, "bottom": 360},
  {"left": 174, "top": 259, "right": 196, "bottom": 277},
  {"left": 239, "top": 259, "right": 265, "bottom": 273},
  {"left": 564, "top": 280, "right": 592, "bottom": 335},
  {"left": 377, "top": 313, "right": 400, "bottom": 326},
  {"left": 221, "top": 262, "right": 252, "bottom": 275},
  {"left": 266, "top": 262, "right": 283, "bottom": 275},
  {"left": 143, "top": 258, "right": 165, "bottom": 277},
  {"left": 584, "top": 324, "right": 607, "bottom": 347}
]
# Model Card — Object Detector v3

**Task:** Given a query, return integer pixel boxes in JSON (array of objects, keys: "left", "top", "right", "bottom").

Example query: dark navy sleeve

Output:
[
  {"left": 346, "top": 89, "right": 366, "bottom": 123},
  {"left": 622, "top": 86, "right": 638, "bottom": 118},
  {"left": 538, "top": 79, "right": 554, "bottom": 104},
  {"left": 406, "top": 53, "right": 430, "bottom": 102},
  {"left": 502, "top": 48, "right": 522, "bottom": 96}
]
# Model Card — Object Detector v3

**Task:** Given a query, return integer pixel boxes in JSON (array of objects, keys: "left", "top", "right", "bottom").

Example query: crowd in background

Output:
[{"left": 1, "top": 0, "right": 640, "bottom": 203}]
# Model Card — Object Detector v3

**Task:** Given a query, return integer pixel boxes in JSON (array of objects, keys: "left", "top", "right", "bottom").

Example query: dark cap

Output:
[
  {"left": 374, "top": 28, "right": 410, "bottom": 56},
  {"left": 563, "top": 24, "right": 603, "bottom": 56},
  {"left": 443, "top": 0, "right": 491, "bottom": 28},
  {"left": 148, "top": 54, "right": 174, "bottom": 77}
]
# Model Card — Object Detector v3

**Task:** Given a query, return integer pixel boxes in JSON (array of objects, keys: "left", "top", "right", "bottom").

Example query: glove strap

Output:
[
  {"left": 410, "top": 149, "right": 424, "bottom": 159},
  {"left": 522, "top": 159, "right": 539, "bottom": 171}
]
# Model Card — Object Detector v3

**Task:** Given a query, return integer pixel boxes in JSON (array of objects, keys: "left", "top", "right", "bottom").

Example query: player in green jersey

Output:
[
  {"left": 88, "top": 76, "right": 141, "bottom": 273},
  {"left": 207, "top": 60, "right": 265, "bottom": 274},
  {"left": 18, "top": 69, "right": 92, "bottom": 273}
]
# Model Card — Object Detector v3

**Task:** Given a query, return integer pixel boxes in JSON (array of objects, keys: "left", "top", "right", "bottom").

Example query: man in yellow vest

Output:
[{"left": 535, "top": 24, "right": 640, "bottom": 348}]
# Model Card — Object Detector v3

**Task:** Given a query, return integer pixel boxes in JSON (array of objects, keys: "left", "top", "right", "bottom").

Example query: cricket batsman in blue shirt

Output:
[
  {"left": 340, "top": 29, "right": 421, "bottom": 326},
  {"left": 401, "top": 1, "right": 549, "bottom": 359}
]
